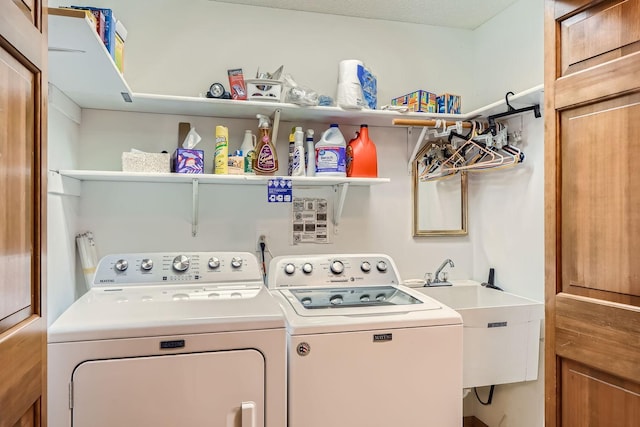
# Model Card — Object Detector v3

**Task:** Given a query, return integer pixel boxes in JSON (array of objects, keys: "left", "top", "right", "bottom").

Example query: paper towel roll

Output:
[
  {"left": 338, "top": 59, "right": 363, "bottom": 84},
  {"left": 337, "top": 59, "right": 366, "bottom": 109},
  {"left": 337, "top": 82, "right": 365, "bottom": 109}
]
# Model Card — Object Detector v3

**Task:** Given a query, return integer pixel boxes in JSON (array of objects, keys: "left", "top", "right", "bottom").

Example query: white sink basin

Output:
[{"left": 414, "top": 281, "right": 543, "bottom": 389}]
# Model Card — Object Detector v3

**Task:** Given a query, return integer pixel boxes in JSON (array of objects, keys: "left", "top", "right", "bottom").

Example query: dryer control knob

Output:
[
  {"left": 231, "top": 257, "right": 243, "bottom": 269},
  {"left": 172, "top": 255, "right": 190, "bottom": 272},
  {"left": 376, "top": 261, "right": 388, "bottom": 272},
  {"left": 361, "top": 261, "right": 372, "bottom": 272},
  {"left": 140, "top": 259, "right": 153, "bottom": 271},
  {"left": 284, "top": 263, "right": 296, "bottom": 275},
  {"left": 330, "top": 260, "right": 344, "bottom": 274},
  {"left": 114, "top": 259, "right": 128, "bottom": 272},
  {"left": 302, "top": 263, "right": 313, "bottom": 274},
  {"left": 208, "top": 257, "right": 220, "bottom": 269}
]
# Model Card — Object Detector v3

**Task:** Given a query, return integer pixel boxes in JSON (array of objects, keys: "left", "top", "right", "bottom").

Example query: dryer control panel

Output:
[
  {"left": 93, "top": 252, "right": 262, "bottom": 287},
  {"left": 267, "top": 254, "right": 400, "bottom": 288}
]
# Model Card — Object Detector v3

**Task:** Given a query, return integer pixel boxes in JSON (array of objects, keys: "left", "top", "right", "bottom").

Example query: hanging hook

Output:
[{"left": 505, "top": 91, "right": 516, "bottom": 112}]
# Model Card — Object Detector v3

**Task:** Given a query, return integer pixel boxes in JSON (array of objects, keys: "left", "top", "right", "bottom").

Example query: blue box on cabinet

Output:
[
  {"left": 436, "top": 93, "right": 462, "bottom": 114},
  {"left": 172, "top": 149, "right": 204, "bottom": 174}
]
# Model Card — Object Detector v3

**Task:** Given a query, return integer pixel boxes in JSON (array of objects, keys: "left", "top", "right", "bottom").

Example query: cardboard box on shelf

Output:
[
  {"left": 122, "top": 152, "right": 170, "bottom": 173},
  {"left": 391, "top": 90, "right": 437, "bottom": 113},
  {"left": 114, "top": 19, "right": 127, "bottom": 73},
  {"left": 436, "top": 93, "right": 462, "bottom": 114},
  {"left": 71, "top": 6, "right": 116, "bottom": 58},
  {"left": 227, "top": 155, "right": 244, "bottom": 175},
  {"left": 228, "top": 69, "right": 247, "bottom": 100}
]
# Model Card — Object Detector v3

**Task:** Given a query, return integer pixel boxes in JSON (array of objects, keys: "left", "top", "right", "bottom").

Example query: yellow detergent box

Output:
[
  {"left": 436, "top": 93, "right": 462, "bottom": 114},
  {"left": 391, "top": 90, "right": 437, "bottom": 113}
]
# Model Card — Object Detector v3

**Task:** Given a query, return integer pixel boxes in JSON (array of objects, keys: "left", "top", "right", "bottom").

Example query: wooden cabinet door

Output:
[
  {"left": 545, "top": 0, "right": 640, "bottom": 426},
  {"left": 0, "top": 1, "right": 47, "bottom": 427}
]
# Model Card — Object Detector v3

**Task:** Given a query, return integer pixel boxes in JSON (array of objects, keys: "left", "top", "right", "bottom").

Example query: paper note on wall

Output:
[{"left": 292, "top": 198, "right": 330, "bottom": 244}]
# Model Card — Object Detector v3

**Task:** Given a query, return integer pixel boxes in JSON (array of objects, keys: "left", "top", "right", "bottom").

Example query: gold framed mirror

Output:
[{"left": 412, "top": 142, "right": 468, "bottom": 236}]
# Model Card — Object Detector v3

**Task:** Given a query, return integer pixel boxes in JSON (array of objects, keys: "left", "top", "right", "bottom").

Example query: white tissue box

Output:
[{"left": 122, "top": 152, "right": 170, "bottom": 173}]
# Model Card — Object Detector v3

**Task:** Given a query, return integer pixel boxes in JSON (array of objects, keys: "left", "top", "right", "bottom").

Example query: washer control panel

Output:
[
  {"left": 267, "top": 254, "right": 400, "bottom": 288},
  {"left": 93, "top": 252, "right": 261, "bottom": 287}
]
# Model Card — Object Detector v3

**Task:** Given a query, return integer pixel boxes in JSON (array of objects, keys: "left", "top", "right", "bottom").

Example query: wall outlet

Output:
[{"left": 256, "top": 231, "right": 269, "bottom": 252}]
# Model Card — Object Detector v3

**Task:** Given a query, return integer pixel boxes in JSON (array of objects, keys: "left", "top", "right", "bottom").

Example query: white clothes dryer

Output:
[
  {"left": 268, "top": 253, "right": 463, "bottom": 427},
  {"left": 48, "top": 252, "right": 286, "bottom": 427}
]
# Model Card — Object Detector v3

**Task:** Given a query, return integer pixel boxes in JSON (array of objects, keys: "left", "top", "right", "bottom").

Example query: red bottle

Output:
[{"left": 346, "top": 124, "right": 378, "bottom": 177}]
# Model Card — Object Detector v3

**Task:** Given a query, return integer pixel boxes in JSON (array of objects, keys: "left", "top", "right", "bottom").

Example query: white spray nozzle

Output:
[{"left": 256, "top": 114, "right": 270, "bottom": 128}]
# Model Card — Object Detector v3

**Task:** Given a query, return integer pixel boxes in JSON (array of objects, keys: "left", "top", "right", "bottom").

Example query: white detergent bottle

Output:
[
  {"left": 315, "top": 124, "right": 346, "bottom": 177},
  {"left": 291, "top": 127, "right": 306, "bottom": 176},
  {"left": 305, "top": 129, "right": 316, "bottom": 176}
]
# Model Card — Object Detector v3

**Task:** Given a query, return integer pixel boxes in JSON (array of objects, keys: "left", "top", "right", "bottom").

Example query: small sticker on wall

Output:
[
  {"left": 292, "top": 197, "right": 329, "bottom": 244},
  {"left": 267, "top": 178, "right": 293, "bottom": 203}
]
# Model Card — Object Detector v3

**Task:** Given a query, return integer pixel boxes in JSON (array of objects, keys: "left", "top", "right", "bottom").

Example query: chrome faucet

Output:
[{"left": 425, "top": 259, "right": 454, "bottom": 286}]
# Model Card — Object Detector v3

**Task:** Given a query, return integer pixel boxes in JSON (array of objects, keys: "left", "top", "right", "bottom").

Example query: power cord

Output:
[
  {"left": 259, "top": 240, "right": 267, "bottom": 284},
  {"left": 474, "top": 385, "right": 495, "bottom": 406}
]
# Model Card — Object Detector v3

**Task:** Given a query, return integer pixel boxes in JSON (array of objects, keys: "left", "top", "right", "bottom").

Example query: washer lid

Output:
[
  {"left": 272, "top": 285, "right": 462, "bottom": 334},
  {"left": 278, "top": 285, "right": 443, "bottom": 318},
  {"left": 287, "top": 285, "right": 423, "bottom": 312},
  {"left": 48, "top": 285, "right": 285, "bottom": 343}
]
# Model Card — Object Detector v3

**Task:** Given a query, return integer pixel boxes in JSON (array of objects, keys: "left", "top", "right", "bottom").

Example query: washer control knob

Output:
[
  {"left": 330, "top": 295, "right": 344, "bottom": 305},
  {"left": 231, "top": 257, "right": 243, "bottom": 269},
  {"left": 140, "top": 259, "right": 153, "bottom": 271},
  {"left": 114, "top": 259, "right": 128, "bottom": 272},
  {"left": 172, "top": 255, "right": 190, "bottom": 272},
  {"left": 361, "top": 261, "right": 372, "bottom": 272},
  {"left": 302, "top": 263, "right": 313, "bottom": 274},
  {"left": 284, "top": 263, "right": 296, "bottom": 275},
  {"left": 330, "top": 260, "right": 344, "bottom": 274},
  {"left": 376, "top": 261, "right": 388, "bottom": 272},
  {"left": 208, "top": 257, "right": 220, "bottom": 269}
]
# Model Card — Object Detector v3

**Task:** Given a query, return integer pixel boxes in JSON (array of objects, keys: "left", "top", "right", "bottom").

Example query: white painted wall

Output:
[
  {"left": 47, "top": 0, "right": 544, "bottom": 425},
  {"left": 469, "top": 0, "right": 545, "bottom": 111},
  {"left": 464, "top": 113, "right": 545, "bottom": 426},
  {"left": 47, "top": 87, "right": 83, "bottom": 324}
]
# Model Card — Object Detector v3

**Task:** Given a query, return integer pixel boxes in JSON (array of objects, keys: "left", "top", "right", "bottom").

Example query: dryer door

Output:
[{"left": 72, "top": 349, "right": 264, "bottom": 427}]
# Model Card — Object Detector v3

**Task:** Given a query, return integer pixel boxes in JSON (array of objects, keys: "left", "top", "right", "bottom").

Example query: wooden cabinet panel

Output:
[
  {"left": 561, "top": 359, "right": 640, "bottom": 427},
  {"left": 560, "top": 92, "right": 640, "bottom": 303},
  {"left": 0, "top": 318, "right": 43, "bottom": 427},
  {"left": 555, "top": 294, "right": 640, "bottom": 382},
  {"left": 10, "top": 0, "right": 38, "bottom": 27},
  {"left": 559, "top": 0, "right": 640, "bottom": 75},
  {"left": 12, "top": 400, "right": 39, "bottom": 427},
  {"left": 0, "top": 0, "right": 46, "bottom": 425},
  {"left": 0, "top": 46, "right": 35, "bottom": 329},
  {"left": 546, "top": 1, "right": 640, "bottom": 425}
]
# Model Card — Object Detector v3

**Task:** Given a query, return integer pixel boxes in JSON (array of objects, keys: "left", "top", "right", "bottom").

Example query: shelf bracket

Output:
[
  {"left": 333, "top": 183, "right": 349, "bottom": 234},
  {"left": 271, "top": 109, "right": 282, "bottom": 147},
  {"left": 408, "top": 126, "right": 428, "bottom": 173},
  {"left": 192, "top": 178, "right": 199, "bottom": 237}
]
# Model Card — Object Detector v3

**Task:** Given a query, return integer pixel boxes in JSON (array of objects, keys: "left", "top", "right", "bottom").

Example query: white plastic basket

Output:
[{"left": 245, "top": 79, "right": 283, "bottom": 102}]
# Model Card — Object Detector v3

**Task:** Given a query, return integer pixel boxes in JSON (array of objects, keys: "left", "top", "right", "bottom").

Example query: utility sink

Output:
[{"left": 414, "top": 281, "right": 544, "bottom": 389}]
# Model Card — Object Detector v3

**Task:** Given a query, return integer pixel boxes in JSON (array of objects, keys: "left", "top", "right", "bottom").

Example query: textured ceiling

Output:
[{"left": 208, "top": 0, "right": 521, "bottom": 30}]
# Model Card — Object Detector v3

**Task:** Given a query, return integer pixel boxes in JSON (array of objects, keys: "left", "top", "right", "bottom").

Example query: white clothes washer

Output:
[
  {"left": 268, "top": 253, "right": 463, "bottom": 427},
  {"left": 48, "top": 252, "right": 286, "bottom": 427}
]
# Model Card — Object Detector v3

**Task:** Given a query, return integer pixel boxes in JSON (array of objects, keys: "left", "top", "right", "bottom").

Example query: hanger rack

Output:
[
  {"left": 394, "top": 89, "right": 541, "bottom": 171},
  {"left": 486, "top": 91, "right": 540, "bottom": 135}
]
